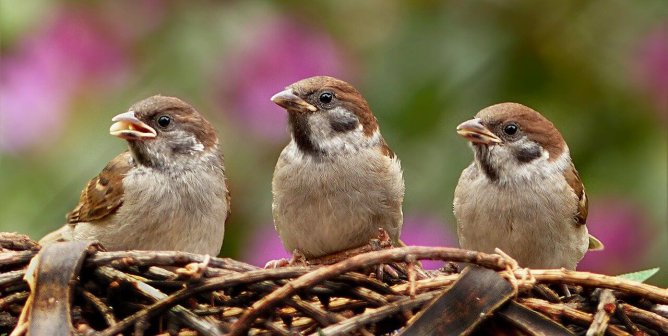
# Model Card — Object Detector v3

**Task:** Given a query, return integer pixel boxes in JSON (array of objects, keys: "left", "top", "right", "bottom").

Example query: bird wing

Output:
[
  {"left": 66, "top": 152, "right": 133, "bottom": 224},
  {"left": 563, "top": 162, "right": 604, "bottom": 250},
  {"left": 563, "top": 162, "right": 588, "bottom": 226}
]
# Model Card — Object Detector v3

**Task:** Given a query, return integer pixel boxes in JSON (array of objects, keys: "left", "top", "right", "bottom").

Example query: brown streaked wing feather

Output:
[
  {"left": 563, "top": 162, "right": 588, "bottom": 225},
  {"left": 378, "top": 137, "right": 395, "bottom": 159},
  {"left": 66, "top": 152, "right": 133, "bottom": 223}
]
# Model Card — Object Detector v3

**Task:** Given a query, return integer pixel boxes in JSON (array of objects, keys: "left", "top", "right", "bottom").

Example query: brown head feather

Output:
[
  {"left": 131, "top": 95, "right": 218, "bottom": 149},
  {"left": 477, "top": 103, "right": 565, "bottom": 161},
  {"left": 289, "top": 76, "right": 379, "bottom": 136}
]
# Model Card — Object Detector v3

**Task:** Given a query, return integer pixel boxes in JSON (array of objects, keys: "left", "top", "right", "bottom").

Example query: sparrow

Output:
[
  {"left": 40, "top": 95, "right": 230, "bottom": 255},
  {"left": 270, "top": 76, "right": 405, "bottom": 260},
  {"left": 453, "top": 102, "right": 603, "bottom": 270}
]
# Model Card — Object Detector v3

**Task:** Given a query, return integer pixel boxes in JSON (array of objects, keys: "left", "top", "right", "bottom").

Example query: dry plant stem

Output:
[
  {"left": 313, "top": 292, "right": 439, "bottom": 336},
  {"left": 228, "top": 246, "right": 507, "bottom": 336},
  {"left": 621, "top": 303, "right": 668, "bottom": 333},
  {"left": 0, "top": 271, "right": 25, "bottom": 289},
  {"left": 615, "top": 302, "right": 645, "bottom": 336},
  {"left": 87, "top": 251, "right": 259, "bottom": 272},
  {"left": 0, "top": 291, "right": 28, "bottom": 309},
  {"left": 586, "top": 289, "right": 616, "bottom": 336},
  {"left": 94, "top": 266, "right": 223, "bottom": 336},
  {"left": 523, "top": 269, "right": 668, "bottom": 304},
  {"left": 78, "top": 288, "right": 116, "bottom": 327},
  {"left": 98, "top": 267, "right": 310, "bottom": 336},
  {"left": 0, "top": 251, "right": 37, "bottom": 267},
  {"left": 521, "top": 298, "right": 631, "bottom": 336}
]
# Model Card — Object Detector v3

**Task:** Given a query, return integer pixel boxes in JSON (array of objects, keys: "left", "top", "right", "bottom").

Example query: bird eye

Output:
[
  {"left": 319, "top": 92, "right": 333, "bottom": 104},
  {"left": 157, "top": 115, "right": 171, "bottom": 128},
  {"left": 503, "top": 123, "right": 518, "bottom": 135}
]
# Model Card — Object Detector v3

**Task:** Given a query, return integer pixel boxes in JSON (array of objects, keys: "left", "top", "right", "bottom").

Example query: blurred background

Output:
[{"left": 1, "top": 1, "right": 666, "bottom": 284}]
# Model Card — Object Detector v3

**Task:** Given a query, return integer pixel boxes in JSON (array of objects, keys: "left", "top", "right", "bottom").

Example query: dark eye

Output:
[
  {"left": 157, "top": 115, "right": 171, "bottom": 128},
  {"left": 319, "top": 92, "right": 333, "bottom": 104},
  {"left": 503, "top": 123, "right": 518, "bottom": 135}
]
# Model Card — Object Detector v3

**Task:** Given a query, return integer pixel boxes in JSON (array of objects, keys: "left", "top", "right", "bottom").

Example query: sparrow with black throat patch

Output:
[
  {"left": 270, "top": 76, "right": 405, "bottom": 263},
  {"left": 454, "top": 102, "right": 603, "bottom": 270},
  {"left": 40, "top": 95, "right": 230, "bottom": 255}
]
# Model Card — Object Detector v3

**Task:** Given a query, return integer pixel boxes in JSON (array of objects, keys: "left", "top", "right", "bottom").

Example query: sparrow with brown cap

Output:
[
  {"left": 454, "top": 102, "right": 603, "bottom": 270},
  {"left": 40, "top": 95, "right": 230, "bottom": 255}
]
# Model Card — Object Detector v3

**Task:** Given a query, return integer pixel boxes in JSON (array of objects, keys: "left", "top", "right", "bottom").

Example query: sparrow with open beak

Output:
[
  {"left": 270, "top": 76, "right": 404, "bottom": 260},
  {"left": 453, "top": 102, "right": 603, "bottom": 270},
  {"left": 40, "top": 95, "right": 230, "bottom": 255}
]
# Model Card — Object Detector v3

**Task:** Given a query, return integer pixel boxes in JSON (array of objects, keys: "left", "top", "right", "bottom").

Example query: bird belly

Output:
[
  {"left": 273, "top": 149, "right": 403, "bottom": 258},
  {"left": 74, "top": 168, "right": 228, "bottom": 255},
  {"left": 455, "top": 175, "right": 589, "bottom": 269}
]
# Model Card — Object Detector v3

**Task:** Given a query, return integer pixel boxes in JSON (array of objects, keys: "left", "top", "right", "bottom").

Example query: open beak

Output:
[
  {"left": 270, "top": 89, "right": 317, "bottom": 112},
  {"left": 456, "top": 118, "right": 502, "bottom": 145},
  {"left": 109, "top": 111, "right": 157, "bottom": 140}
]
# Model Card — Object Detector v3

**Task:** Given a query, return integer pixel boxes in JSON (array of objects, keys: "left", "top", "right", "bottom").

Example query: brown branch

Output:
[
  {"left": 621, "top": 303, "right": 668, "bottom": 334},
  {"left": 0, "top": 251, "right": 35, "bottom": 269},
  {"left": 87, "top": 251, "right": 259, "bottom": 272},
  {"left": 314, "top": 292, "right": 439, "bottom": 336},
  {"left": 615, "top": 302, "right": 646, "bottom": 336},
  {"left": 522, "top": 269, "right": 668, "bottom": 304},
  {"left": 94, "top": 266, "right": 223, "bottom": 336},
  {"left": 78, "top": 288, "right": 116, "bottom": 327},
  {"left": 520, "top": 298, "right": 631, "bottom": 336},
  {"left": 586, "top": 289, "right": 616, "bottom": 336},
  {"left": 228, "top": 246, "right": 508, "bottom": 336}
]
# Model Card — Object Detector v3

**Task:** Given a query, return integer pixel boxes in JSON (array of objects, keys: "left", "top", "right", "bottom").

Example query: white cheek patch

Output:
[{"left": 191, "top": 142, "right": 204, "bottom": 152}]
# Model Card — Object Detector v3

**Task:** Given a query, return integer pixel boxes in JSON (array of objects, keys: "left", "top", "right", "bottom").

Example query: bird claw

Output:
[{"left": 264, "top": 250, "right": 308, "bottom": 269}]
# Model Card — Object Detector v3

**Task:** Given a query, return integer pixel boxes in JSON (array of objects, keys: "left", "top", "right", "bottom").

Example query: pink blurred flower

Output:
[
  {"left": 217, "top": 19, "right": 350, "bottom": 141},
  {"left": 240, "top": 214, "right": 456, "bottom": 269},
  {"left": 0, "top": 11, "right": 127, "bottom": 153},
  {"left": 632, "top": 24, "right": 668, "bottom": 121},
  {"left": 399, "top": 214, "right": 458, "bottom": 269},
  {"left": 578, "top": 199, "right": 651, "bottom": 274},
  {"left": 241, "top": 223, "right": 290, "bottom": 267}
]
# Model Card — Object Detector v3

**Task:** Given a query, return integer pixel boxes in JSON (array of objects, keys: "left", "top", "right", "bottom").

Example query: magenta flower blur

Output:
[
  {"left": 633, "top": 24, "right": 668, "bottom": 121},
  {"left": 217, "top": 19, "right": 349, "bottom": 141},
  {"left": 240, "top": 214, "right": 456, "bottom": 269},
  {"left": 241, "top": 222, "right": 290, "bottom": 267},
  {"left": 578, "top": 199, "right": 651, "bottom": 274},
  {"left": 399, "top": 215, "right": 458, "bottom": 269},
  {"left": 0, "top": 11, "right": 127, "bottom": 153}
]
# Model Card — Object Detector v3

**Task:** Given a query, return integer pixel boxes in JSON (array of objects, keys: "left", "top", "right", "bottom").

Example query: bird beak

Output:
[
  {"left": 456, "top": 118, "right": 502, "bottom": 145},
  {"left": 109, "top": 111, "right": 157, "bottom": 140},
  {"left": 270, "top": 89, "right": 317, "bottom": 112}
]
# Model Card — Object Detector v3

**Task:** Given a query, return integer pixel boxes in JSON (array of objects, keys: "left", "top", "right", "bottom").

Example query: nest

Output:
[{"left": 1, "top": 232, "right": 667, "bottom": 336}]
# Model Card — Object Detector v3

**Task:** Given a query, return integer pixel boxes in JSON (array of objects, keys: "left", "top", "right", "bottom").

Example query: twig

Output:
[
  {"left": 586, "top": 289, "right": 616, "bottom": 336},
  {"left": 615, "top": 302, "right": 646, "bottom": 336},
  {"left": 621, "top": 303, "right": 668, "bottom": 333},
  {"left": 0, "top": 251, "right": 36, "bottom": 268},
  {"left": 314, "top": 292, "right": 438, "bottom": 336},
  {"left": 78, "top": 288, "right": 116, "bottom": 327},
  {"left": 0, "top": 291, "right": 29, "bottom": 310},
  {"left": 87, "top": 251, "right": 259, "bottom": 272},
  {"left": 520, "top": 269, "right": 668, "bottom": 304},
  {"left": 228, "top": 246, "right": 509, "bottom": 336},
  {"left": 0, "top": 270, "right": 25, "bottom": 287},
  {"left": 94, "top": 266, "right": 223, "bottom": 336},
  {"left": 521, "top": 298, "right": 631, "bottom": 336}
]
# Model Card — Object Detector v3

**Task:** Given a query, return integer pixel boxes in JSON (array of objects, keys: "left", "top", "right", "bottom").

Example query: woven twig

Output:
[{"left": 0, "top": 232, "right": 666, "bottom": 336}]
